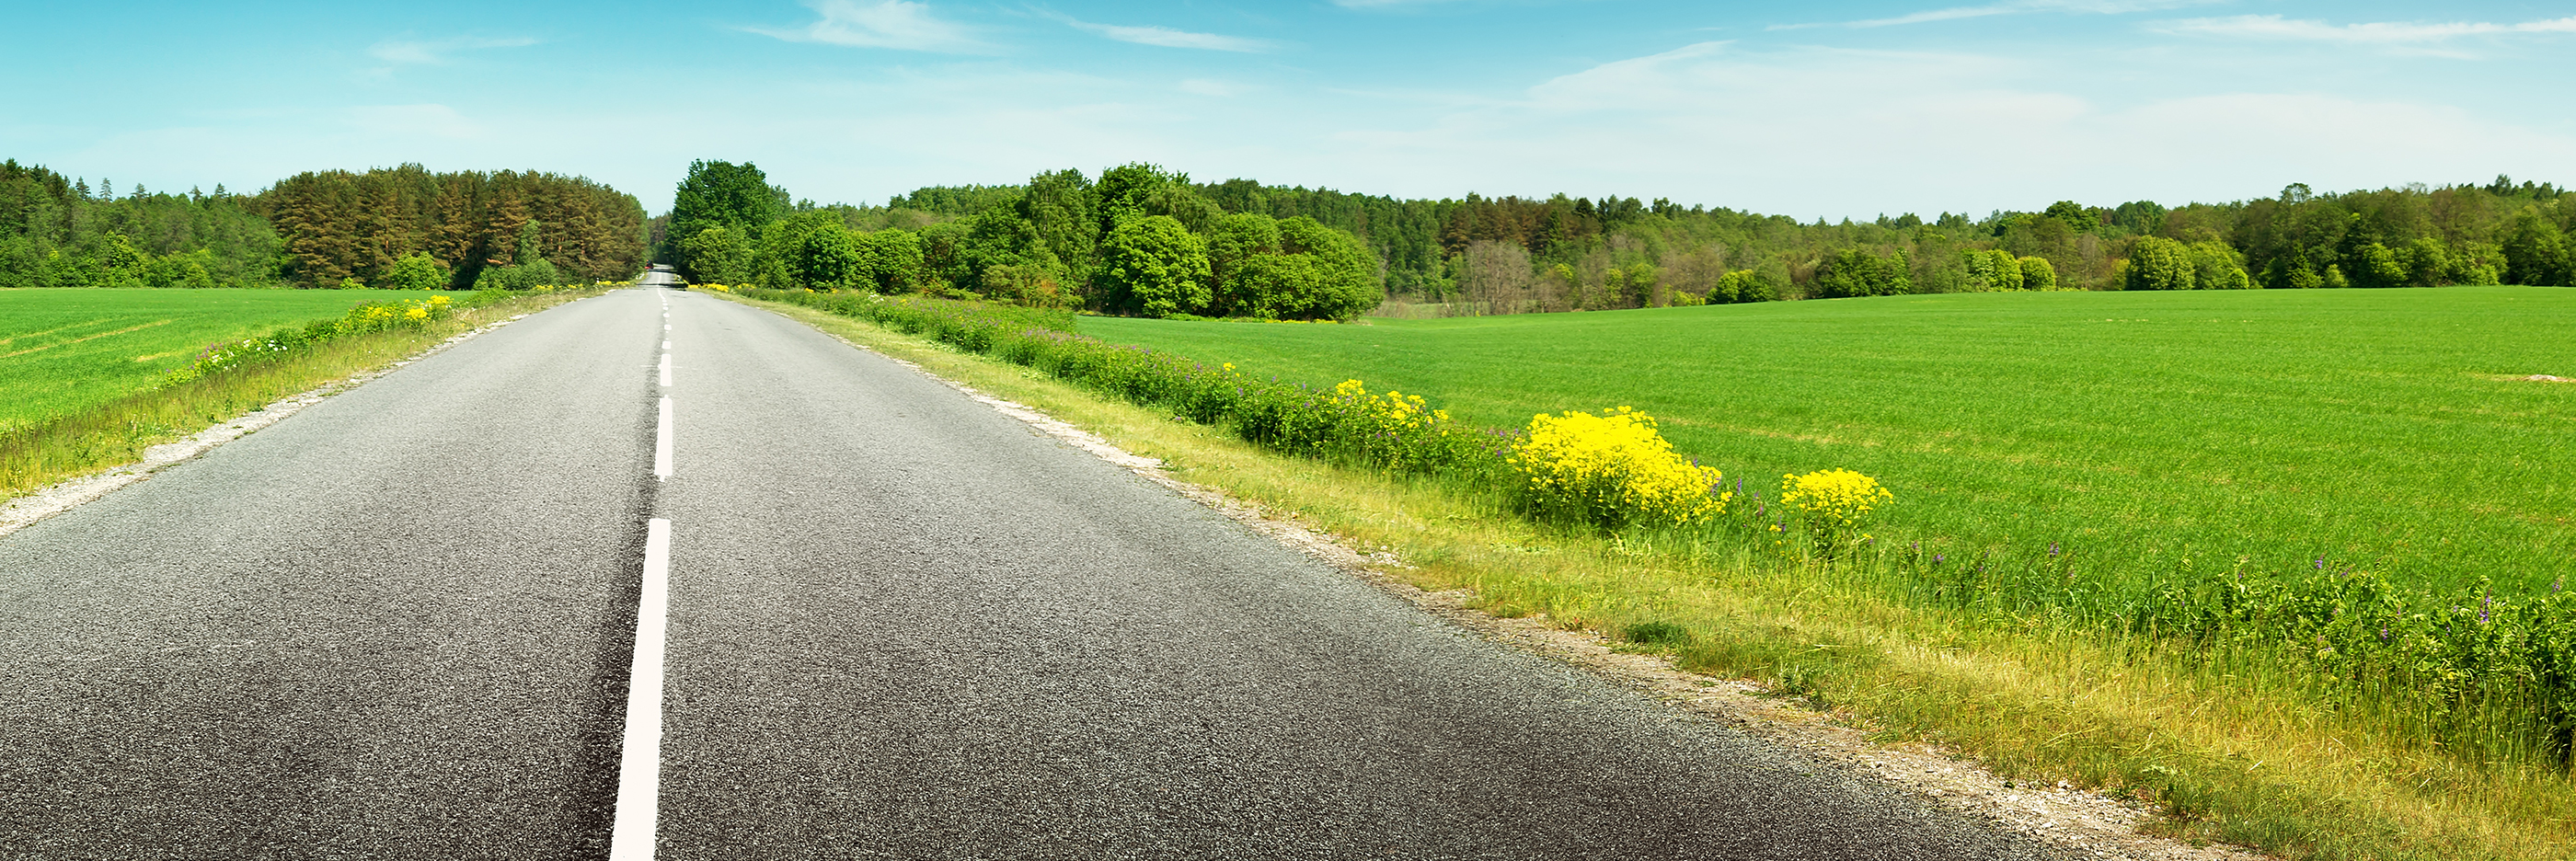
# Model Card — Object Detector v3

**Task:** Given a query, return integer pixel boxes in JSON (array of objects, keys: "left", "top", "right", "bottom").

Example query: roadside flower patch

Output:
[
  {"left": 1509, "top": 407, "right": 1726, "bottom": 529},
  {"left": 166, "top": 292, "right": 476, "bottom": 385},
  {"left": 1779, "top": 467, "right": 1892, "bottom": 555}
]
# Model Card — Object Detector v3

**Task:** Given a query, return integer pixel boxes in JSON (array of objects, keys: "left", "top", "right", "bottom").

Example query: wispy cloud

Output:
[
  {"left": 1046, "top": 13, "right": 1275, "bottom": 52},
  {"left": 2160, "top": 14, "right": 2576, "bottom": 44},
  {"left": 747, "top": 0, "right": 988, "bottom": 52},
  {"left": 367, "top": 36, "right": 538, "bottom": 65},
  {"left": 1775, "top": 0, "right": 2214, "bottom": 30},
  {"left": 1330, "top": 0, "right": 1476, "bottom": 7},
  {"left": 1324, "top": 40, "right": 2576, "bottom": 217}
]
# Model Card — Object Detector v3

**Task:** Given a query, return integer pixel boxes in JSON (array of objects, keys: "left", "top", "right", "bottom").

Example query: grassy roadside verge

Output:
[
  {"left": 0, "top": 287, "right": 613, "bottom": 501},
  {"left": 721, "top": 290, "right": 2573, "bottom": 861}
]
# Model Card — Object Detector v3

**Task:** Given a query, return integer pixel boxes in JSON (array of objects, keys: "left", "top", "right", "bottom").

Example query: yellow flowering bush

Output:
[
  {"left": 1779, "top": 468, "right": 1892, "bottom": 554},
  {"left": 1510, "top": 407, "right": 1726, "bottom": 529}
]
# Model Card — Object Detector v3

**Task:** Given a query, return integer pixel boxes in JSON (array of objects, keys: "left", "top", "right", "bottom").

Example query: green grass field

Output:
[
  {"left": 0, "top": 289, "right": 391, "bottom": 432},
  {"left": 1085, "top": 286, "right": 2576, "bottom": 596}
]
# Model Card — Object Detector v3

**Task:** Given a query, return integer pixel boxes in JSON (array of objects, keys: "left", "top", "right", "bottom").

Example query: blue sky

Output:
[{"left": 7, "top": 1, "right": 2573, "bottom": 219}]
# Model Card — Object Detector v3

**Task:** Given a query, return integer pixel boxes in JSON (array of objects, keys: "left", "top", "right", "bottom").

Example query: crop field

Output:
[
  {"left": 1084, "top": 286, "right": 2576, "bottom": 597},
  {"left": 0, "top": 289, "right": 390, "bottom": 432}
]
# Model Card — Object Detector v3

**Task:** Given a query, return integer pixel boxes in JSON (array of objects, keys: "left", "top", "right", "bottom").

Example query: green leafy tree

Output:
[
  {"left": 1208, "top": 212, "right": 1282, "bottom": 316},
  {"left": 1018, "top": 169, "right": 1097, "bottom": 280},
  {"left": 854, "top": 228, "right": 923, "bottom": 293},
  {"left": 669, "top": 160, "right": 788, "bottom": 282},
  {"left": 1096, "top": 163, "right": 1179, "bottom": 235},
  {"left": 1711, "top": 269, "right": 1765, "bottom": 304},
  {"left": 799, "top": 224, "right": 864, "bottom": 290},
  {"left": 1813, "top": 247, "right": 1911, "bottom": 298},
  {"left": 146, "top": 248, "right": 222, "bottom": 289},
  {"left": 2189, "top": 241, "right": 2253, "bottom": 290},
  {"left": 2123, "top": 236, "right": 2194, "bottom": 291},
  {"left": 2041, "top": 201, "right": 2100, "bottom": 233},
  {"left": 915, "top": 220, "right": 972, "bottom": 290},
  {"left": 2398, "top": 236, "right": 2451, "bottom": 288},
  {"left": 1961, "top": 248, "right": 2022, "bottom": 291},
  {"left": 1231, "top": 254, "right": 1329, "bottom": 319},
  {"left": 1269, "top": 216, "right": 1383, "bottom": 319},
  {"left": 2017, "top": 255, "right": 2057, "bottom": 291},
  {"left": 2448, "top": 241, "right": 2505, "bottom": 285},
  {"left": 677, "top": 224, "right": 753, "bottom": 285},
  {"left": 1609, "top": 262, "right": 1659, "bottom": 307},
  {"left": 753, "top": 212, "right": 862, "bottom": 290},
  {"left": 90, "top": 233, "right": 150, "bottom": 288},
  {"left": 1097, "top": 215, "right": 1211, "bottom": 317},
  {"left": 377, "top": 251, "right": 449, "bottom": 291},
  {"left": 2502, "top": 209, "right": 2572, "bottom": 286}
]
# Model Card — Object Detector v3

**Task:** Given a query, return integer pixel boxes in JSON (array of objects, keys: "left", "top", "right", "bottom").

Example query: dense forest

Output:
[
  {"left": 10, "top": 150, "right": 2569, "bottom": 312},
  {"left": 0, "top": 159, "right": 646, "bottom": 290},
  {"left": 665, "top": 160, "right": 1384, "bottom": 319},
  {"left": 679, "top": 163, "right": 2573, "bottom": 318}
]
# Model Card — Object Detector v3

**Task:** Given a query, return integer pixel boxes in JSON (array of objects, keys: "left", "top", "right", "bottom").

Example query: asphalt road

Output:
[{"left": 0, "top": 281, "right": 2073, "bottom": 860}]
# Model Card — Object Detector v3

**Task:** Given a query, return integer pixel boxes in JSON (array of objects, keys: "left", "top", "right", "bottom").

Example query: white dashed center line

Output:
[
  {"left": 653, "top": 396, "right": 673, "bottom": 479},
  {"left": 608, "top": 517, "right": 673, "bottom": 861}
]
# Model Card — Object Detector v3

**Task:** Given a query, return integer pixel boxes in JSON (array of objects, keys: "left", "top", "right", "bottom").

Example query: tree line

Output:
[
  {"left": 0, "top": 158, "right": 647, "bottom": 290},
  {"left": 255, "top": 165, "right": 646, "bottom": 289},
  {"left": 1, "top": 160, "right": 279, "bottom": 289},
  {"left": 662, "top": 161, "right": 1383, "bottom": 320},
  {"left": 720, "top": 166, "right": 2570, "bottom": 317}
]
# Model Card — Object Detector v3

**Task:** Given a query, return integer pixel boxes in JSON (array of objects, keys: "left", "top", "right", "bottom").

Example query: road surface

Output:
[{"left": 0, "top": 280, "right": 2070, "bottom": 859}]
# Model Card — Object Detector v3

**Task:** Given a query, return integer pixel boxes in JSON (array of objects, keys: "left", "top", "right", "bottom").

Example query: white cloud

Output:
[
  {"left": 1052, "top": 15, "right": 1274, "bottom": 52},
  {"left": 1330, "top": 0, "right": 1475, "bottom": 7},
  {"left": 747, "top": 0, "right": 987, "bottom": 52},
  {"left": 1315, "top": 41, "right": 2576, "bottom": 216},
  {"left": 366, "top": 36, "right": 537, "bottom": 65},
  {"left": 1777, "top": 0, "right": 2216, "bottom": 30},
  {"left": 2161, "top": 14, "right": 2576, "bottom": 44}
]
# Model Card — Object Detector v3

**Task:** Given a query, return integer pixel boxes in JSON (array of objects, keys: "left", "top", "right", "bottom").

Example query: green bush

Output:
[{"left": 377, "top": 252, "right": 448, "bottom": 291}]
